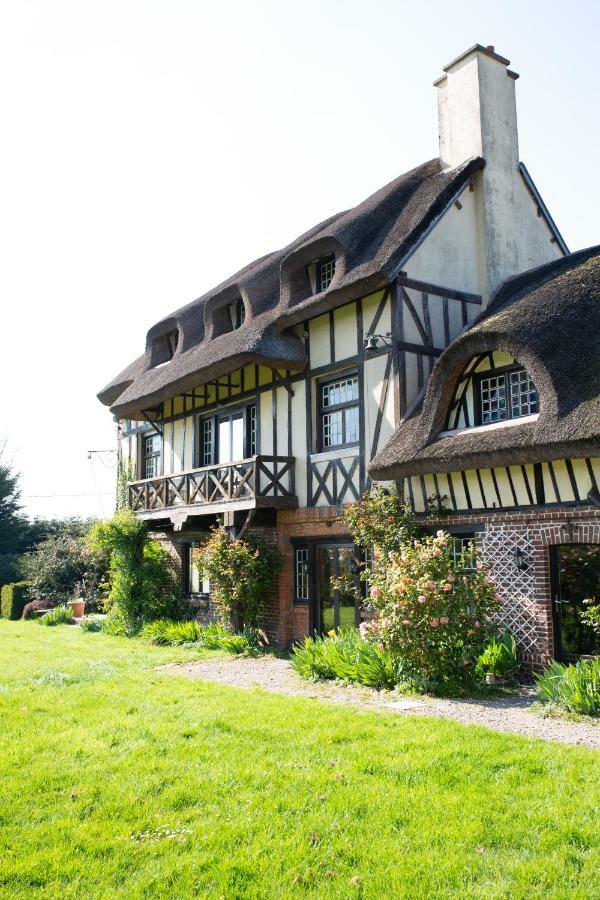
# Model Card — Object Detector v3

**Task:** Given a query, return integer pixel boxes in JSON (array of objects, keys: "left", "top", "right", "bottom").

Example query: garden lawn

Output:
[{"left": 0, "top": 623, "right": 598, "bottom": 899}]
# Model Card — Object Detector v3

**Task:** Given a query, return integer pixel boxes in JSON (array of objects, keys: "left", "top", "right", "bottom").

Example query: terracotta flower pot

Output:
[{"left": 70, "top": 600, "right": 86, "bottom": 618}]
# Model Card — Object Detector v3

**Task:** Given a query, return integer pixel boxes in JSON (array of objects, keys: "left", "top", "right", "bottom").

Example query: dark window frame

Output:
[
  {"left": 197, "top": 400, "right": 258, "bottom": 467},
  {"left": 317, "top": 371, "right": 360, "bottom": 452},
  {"left": 474, "top": 364, "right": 539, "bottom": 426},
  {"left": 141, "top": 431, "right": 162, "bottom": 479}
]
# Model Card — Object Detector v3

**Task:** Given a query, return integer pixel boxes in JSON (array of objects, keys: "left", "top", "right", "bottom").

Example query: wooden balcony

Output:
[{"left": 128, "top": 455, "right": 297, "bottom": 521}]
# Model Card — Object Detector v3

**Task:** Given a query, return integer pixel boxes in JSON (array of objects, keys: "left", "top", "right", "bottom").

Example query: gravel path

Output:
[{"left": 163, "top": 655, "right": 599, "bottom": 750}]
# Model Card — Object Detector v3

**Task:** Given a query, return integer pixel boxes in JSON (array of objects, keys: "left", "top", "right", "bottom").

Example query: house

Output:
[{"left": 98, "top": 45, "right": 599, "bottom": 667}]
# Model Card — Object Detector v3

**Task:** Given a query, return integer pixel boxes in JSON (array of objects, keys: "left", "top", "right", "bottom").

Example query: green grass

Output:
[{"left": 0, "top": 623, "right": 598, "bottom": 898}]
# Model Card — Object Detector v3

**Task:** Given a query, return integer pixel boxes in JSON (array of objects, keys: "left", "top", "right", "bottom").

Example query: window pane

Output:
[
  {"left": 218, "top": 418, "right": 232, "bottom": 463},
  {"left": 202, "top": 418, "right": 213, "bottom": 466},
  {"left": 345, "top": 406, "right": 359, "bottom": 444},
  {"left": 188, "top": 542, "right": 201, "bottom": 593},
  {"left": 321, "top": 376, "right": 359, "bottom": 407},
  {"left": 248, "top": 405, "right": 257, "bottom": 456},
  {"left": 479, "top": 374, "right": 507, "bottom": 423},
  {"left": 295, "top": 547, "right": 310, "bottom": 600},
  {"left": 318, "top": 257, "right": 336, "bottom": 292},
  {"left": 509, "top": 369, "right": 538, "bottom": 418},
  {"left": 322, "top": 410, "right": 343, "bottom": 447}
]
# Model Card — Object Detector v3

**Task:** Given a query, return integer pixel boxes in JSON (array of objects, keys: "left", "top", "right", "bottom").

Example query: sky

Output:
[{"left": 1, "top": 0, "right": 598, "bottom": 521}]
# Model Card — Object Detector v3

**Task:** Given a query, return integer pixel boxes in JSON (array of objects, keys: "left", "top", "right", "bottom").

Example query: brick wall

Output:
[{"left": 423, "top": 506, "right": 600, "bottom": 668}]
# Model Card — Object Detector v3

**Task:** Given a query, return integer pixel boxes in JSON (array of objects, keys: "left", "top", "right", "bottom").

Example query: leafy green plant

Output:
[
  {"left": 476, "top": 629, "right": 518, "bottom": 678},
  {"left": 88, "top": 511, "right": 182, "bottom": 628},
  {"left": 21, "top": 519, "right": 107, "bottom": 609},
  {"left": 581, "top": 598, "right": 600, "bottom": 636},
  {"left": 37, "top": 605, "right": 74, "bottom": 627},
  {"left": 291, "top": 628, "right": 403, "bottom": 689},
  {"left": 195, "top": 528, "right": 281, "bottom": 631},
  {"left": 79, "top": 616, "right": 104, "bottom": 633},
  {"left": 139, "top": 619, "right": 260, "bottom": 655},
  {"left": 0, "top": 581, "right": 31, "bottom": 620},
  {"left": 535, "top": 658, "right": 600, "bottom": 717}
]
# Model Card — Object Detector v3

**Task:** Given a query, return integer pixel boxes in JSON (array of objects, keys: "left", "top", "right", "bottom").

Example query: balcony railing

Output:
[{"left": 128, "top": 455, "right": 296, "bottom": 515}]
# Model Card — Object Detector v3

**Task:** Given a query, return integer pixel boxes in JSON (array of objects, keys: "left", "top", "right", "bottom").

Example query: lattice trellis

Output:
[{"left": 482, "top": 525, "right": 540, "bottom": 653}]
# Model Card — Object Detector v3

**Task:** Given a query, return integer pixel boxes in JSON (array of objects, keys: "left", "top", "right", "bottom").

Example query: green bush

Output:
[
  {"left": 79, "top": 616, "right": 104, "bottom": 633},
  {"left": 37, "top": 605, "right": 74, "bottom": 627},
  {"left": 195, "top": 528, "right": 281, "bottom": 630},
  {"left": 138, "top": 619, "right": 259, "bottom": 655},
  {"left": 291, "top": 628, "right": 403, "bottom": 689},
  {"left": 0, "top": 581, "right": 31, "bottom": 620},
  {"left": 88, "top": 511, "right": 182, "bottom": 627},
  {"left": 476, "top": 630, "right": 518, "bottom": 678},
  {"left": 535, "top": 658, "right": 600, "bottom": 717}
]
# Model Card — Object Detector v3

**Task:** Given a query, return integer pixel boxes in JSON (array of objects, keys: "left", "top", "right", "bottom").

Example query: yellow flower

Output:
[{"left": 327, "top": 630, "right": 336, "bottom": 637}]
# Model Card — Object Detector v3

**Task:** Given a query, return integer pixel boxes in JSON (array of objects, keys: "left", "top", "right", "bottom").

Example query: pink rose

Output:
[
  {"left": 448, "top": 575, "right": 456, "bottom": 583},
  {"left": 430, "top": 618, "right": 440, "bottom": 627},
  {"left": 439, "top": 616, "right": 449, "bottom": 625},
  {"left": 443, "top": 583, "right": 452, "bottom": 592},
  {"left": 474, "top": 621, "right": 481, "bottom": 629},
  {"left": 462, "top": 576, "right": 468, "bottom": 584},
  {"left": 424, "top": 581, "right": 435, "bottom": 591},
  {"left": 417, "top": 595, "right": 426, "bottom": 604},
  {"left": 402, "top": 619, "right": 411, "bottom": 626},
  {"left": 370, "top": 586, "right": 380, "bottom": 599},
  {"left": 436, "top": 530, "right": 445, "bottom": 538},
  {"left": 433, "top": 548, "right": 442, "bottom": 557}
]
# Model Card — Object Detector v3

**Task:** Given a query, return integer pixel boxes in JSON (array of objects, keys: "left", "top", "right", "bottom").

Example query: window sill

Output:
[
  {"left": 438, "top": 413, "right": 539, "bottom": 439},
  {"left": 310, "top": 445, "right": 359, "bottom": 463}
]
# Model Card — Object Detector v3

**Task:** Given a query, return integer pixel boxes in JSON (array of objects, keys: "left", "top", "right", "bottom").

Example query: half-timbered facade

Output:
[{"left": 98, "top": 45, "right": 598, "bottom": 664}]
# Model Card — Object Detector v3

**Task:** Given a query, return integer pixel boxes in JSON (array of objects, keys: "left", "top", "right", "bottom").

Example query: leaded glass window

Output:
[
  {"left": 316, "top": 255, "right": 335, "bottom": 292},
  {"left": 295, "top": 547, "right": 310, "bottom": 601},
  {"left": 142, "top": 432, "right": 161, "bottom": 479},
  {"left": 478, "top": 368, "right": 538, "bottom": 424},
  {"left": 319, "top": 374, "right": 360, "bottom": 449}
]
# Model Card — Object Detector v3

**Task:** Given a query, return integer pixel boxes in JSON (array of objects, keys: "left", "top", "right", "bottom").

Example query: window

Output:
[
  {"left": 452, "top": 535, "right": 477, "bottom": 571},
  {"left": 198, "top": 403, "right": 257, "bottom": 466},
  {"left": 318, "top": 374, "right": 359, "bottom": 450},
  {"left": 186, "top": 542, "right": 210, "bottom": 595},
  {"left": 478, "top": 367, "right": 538, "bottom": 424},
  {"left": 227, "top": 299, "right": 245, "bottom": 330},
  {"left": 316, "top": 255, "right": 335, "bottom": 292},
  {"left": 142, "top": 432, "right": 161, "bottom": 479},
  {"left": 166, "top": 330, "right": 178, "bottom": 358},
  {"left": 295, "top": 546, "right": 310, "bottom": 601}
]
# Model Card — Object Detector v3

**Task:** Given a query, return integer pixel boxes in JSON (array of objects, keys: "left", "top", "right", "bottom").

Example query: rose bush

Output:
[{"left": 362, "top": 530, "right": 501, "bottom": 689}]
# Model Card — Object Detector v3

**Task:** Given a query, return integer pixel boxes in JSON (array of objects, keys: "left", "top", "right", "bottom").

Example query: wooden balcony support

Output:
[{"left": 128, "top": 455, "right": 297, "bottom": 521}]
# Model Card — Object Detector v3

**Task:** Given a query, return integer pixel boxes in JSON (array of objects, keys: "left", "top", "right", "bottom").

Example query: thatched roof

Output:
[
  {"left": 99, "top": 156, "right": 483, "bottom": 417},
  {"left": 370, "top": 246, "right": 600, "bottom": 479}
]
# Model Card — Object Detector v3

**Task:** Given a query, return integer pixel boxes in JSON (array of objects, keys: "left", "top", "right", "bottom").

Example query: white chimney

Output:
[{"left": 435, "top": 45, "right": 524, "bottom": 299}]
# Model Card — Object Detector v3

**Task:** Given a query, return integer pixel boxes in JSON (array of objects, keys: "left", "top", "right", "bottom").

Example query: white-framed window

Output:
[
  {"left": 316, "top": 255, "right": 335, "bottom": 292},
  {"left": 295, "top": 546, "right": 310, "bottom": 601},
  {"left": 142, "top": 432, "right": 161, "bottom": 479},
  {"left": 186, "top": 541, "right": 210, "bottom": 595},
  {"left": 227, "top": 299, "right": 245, "bottom": 330},
  {"left": 478, "top": 367, "right": 538, "bottom": 424},
  {"left": 319, "top": 374, "right": 360, "bottom": 450}
]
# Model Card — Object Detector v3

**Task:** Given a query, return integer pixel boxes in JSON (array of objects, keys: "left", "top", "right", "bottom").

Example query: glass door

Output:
[
  {"left": 317, "top": 544, "right": 360, "bottom": 633},
  {"left": 218, "top": 412, "right": 244, "bottom": 463},
  {"left": 552, "top": 544, "right": 600, "bottom": 660}
]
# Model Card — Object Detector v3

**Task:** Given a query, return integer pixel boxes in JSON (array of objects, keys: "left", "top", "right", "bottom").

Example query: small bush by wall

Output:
[{"left": 1, "top": 581, "right": 31, "bottom": 620}]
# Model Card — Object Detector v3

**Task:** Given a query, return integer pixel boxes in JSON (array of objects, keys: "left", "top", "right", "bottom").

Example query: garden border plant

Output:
[{"left": 195, "top": 527, "right": 281, "bottom": 633}]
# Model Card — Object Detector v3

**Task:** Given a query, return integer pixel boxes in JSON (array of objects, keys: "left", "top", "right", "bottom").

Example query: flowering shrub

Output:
[
  {"left": 196, "top": 528, "right": 281, "bottom": 631},
  {"left": 363, "top": 530, "right": 501, "bottom": 689}
]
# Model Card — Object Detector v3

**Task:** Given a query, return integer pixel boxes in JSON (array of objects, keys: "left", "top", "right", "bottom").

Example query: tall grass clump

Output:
[
  {"left": 37, "top": 605, "right": 74, "bottom": 627},
  {"left": 535, "top": 658, "right": 600, "bottom": 717},
  {"left": 291, "top": 628, "right": 403, "bottom": 689},
  {"left": 138, "top": 619, "right": 260, "bottom": 655}
]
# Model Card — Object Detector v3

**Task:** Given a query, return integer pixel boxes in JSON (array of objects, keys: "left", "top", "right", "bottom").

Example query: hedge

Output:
[{"left": 1, "top": 582, "right": 31, "bottom": 620}]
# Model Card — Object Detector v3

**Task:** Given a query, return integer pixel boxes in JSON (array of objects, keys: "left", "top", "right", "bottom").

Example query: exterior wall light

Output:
[{"left": 513, "top": 547, "right": 529, "bottom": 571}]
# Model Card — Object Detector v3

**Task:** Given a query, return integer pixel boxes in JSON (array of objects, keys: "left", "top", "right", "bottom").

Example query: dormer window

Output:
[
  {"left": 227, "top": 299, "right": 245, "bottom": 330},
  {"left": 166, "top": 330, "right": 178, "bottom": 358},
  {"left": 149, "top": 328, "right": 179, "bottom": 367},
  {"left": 478, "top": 367, "right": 538, "bottom": 424},
  {"left": 316, "top": 255, "right": 335, "bottom": 292}
]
